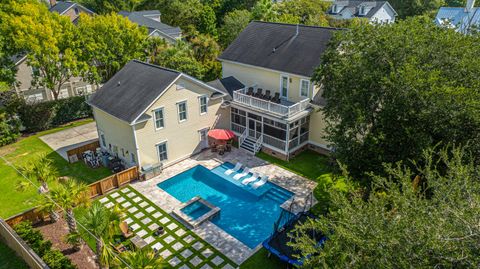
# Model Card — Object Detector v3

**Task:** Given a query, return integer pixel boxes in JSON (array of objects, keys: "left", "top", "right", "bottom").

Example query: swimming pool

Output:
[
  {"left": 181, "top": 200, "right": 211, "bottom": 220},
  {"left": 158, "top": 162, "right": 294, "bottom": 249}
]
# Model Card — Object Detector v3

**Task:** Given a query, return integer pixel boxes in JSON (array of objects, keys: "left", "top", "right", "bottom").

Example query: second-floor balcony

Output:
[{"left": 232, "top": 88, "right": 310, "bottom": 118}]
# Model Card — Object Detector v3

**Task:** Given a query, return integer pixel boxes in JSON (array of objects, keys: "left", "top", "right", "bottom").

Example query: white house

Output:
[
  {"left": 328, "top": 0, "right": 397, "bottom": 24},
  {"left": 435, "top": 0, "right": 480, "bottom": 34}
]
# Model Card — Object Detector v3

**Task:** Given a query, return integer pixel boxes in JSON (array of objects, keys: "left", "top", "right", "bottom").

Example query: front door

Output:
[
  {"left": 248, "top": 119, "right": 262, "bottom": 139},
  {"left": 199, "top": 129, "right": 209, "bottom": 149}
]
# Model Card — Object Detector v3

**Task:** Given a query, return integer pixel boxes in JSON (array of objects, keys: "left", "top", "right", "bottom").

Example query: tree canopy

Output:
[{"left": 314, "top": 17, "right": 480, "bottom": 181}]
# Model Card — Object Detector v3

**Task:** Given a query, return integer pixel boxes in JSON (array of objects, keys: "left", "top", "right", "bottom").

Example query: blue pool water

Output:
[
  {"left": 181, "top": 201, "right": 211, "bottom": 220},
  {"left": 158, "top": 162, "right": 294, "bottom": 249}
]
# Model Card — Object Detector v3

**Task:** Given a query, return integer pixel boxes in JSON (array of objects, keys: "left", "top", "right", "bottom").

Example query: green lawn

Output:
[
  {"left": 240, "top": 248, "right": 285, "bottom": 269},
  {"left": 0, "top": 119, "right": 112, "bottom": 218},
  {"left": 0, "top": 241, "right": 28, "bottom": 269}
]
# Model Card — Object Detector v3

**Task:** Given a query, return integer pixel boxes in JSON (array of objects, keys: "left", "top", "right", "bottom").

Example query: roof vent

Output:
[
  {"left": 117, "top": 81, "right": 121, "bottom": 86},
  {"left": 272, "top": 48, "right": 276, "bottom": 53}
]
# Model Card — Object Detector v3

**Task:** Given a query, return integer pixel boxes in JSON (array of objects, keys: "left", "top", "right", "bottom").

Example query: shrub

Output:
[{"left": 42, "top": 249, "right": 76, "bottom": 269}]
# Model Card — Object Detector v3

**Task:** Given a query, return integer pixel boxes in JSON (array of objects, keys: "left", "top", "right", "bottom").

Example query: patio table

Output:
[{"left": 130, "top": 235, "right": 147, "bottom": 249}]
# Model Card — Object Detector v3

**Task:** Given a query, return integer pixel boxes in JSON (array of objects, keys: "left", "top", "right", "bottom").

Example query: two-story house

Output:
[
  {"left": 13, "top": 1, "right": 97, "bottom": 102},
  {"left": 435, "top": 0, "right": 480, "bottom": 34},
  {"left": 217, "top": 21, "right": 341, "bottom": 160},
  {"left": 328, "top": 0, "right": 397, "bottom": 24},
  {"left": 88, "top": 60, "right": 230, "bottom": 168},
  {"left": 119, "top": 10, "right": 182, "bottom": 43}
]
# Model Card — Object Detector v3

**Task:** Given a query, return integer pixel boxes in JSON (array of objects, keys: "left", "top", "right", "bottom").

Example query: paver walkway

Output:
[{"left": 99, "top": 186, "right": 237, "bottom": 269}]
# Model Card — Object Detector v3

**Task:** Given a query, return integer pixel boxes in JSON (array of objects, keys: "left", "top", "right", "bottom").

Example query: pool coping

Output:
[{"left": 172, "top": 196, "right": 221, "bottom": 229}]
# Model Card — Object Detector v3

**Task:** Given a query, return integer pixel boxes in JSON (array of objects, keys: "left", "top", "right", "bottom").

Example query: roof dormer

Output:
[{"left": 359, "top": 5, "right": 367, "bottom": 16}]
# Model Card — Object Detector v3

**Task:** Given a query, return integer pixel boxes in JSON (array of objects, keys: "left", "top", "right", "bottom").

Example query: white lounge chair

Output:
[
  {"left": 252, "top": 175, "right": 268, "bottom": 189},
  {"left": 225, "top": 162, "right": 242, "bottom": 175},
  {"left": 233, "top": 167, "right": 250, "bottom": 180},
  {"left": 242, "top": 172, "right": 259, "bottom": 185}
]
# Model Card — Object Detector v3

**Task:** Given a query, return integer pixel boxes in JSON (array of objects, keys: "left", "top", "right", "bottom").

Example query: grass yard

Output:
[
  {"left": 0, "top": 119, "right": 112, "bottom": 218},
  {"left": 0, "top": 241, "right": 28, "bottom": 269},
  {"left": 239, "top": 248, "right": 285, "bottom": 269},
  {"left": 77, "top": 186, "right": 237, "bottom": 269}
]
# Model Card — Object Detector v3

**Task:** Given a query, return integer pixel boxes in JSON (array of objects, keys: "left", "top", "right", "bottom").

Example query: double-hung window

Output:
[
  {"left": 177, "top": 101, "right": 187, "bottom": 122},
  {"left": 300, "top": 79, "right": 310, "bottom": 98},
  {"left": 199, "top": 96, "right": 208, "bottom": 115},
  {"left": 157, "top": 142, "right": 168, "bottom": 161},
  {"left": 153, "top": 108, "right": 164, "bottom": 129}
]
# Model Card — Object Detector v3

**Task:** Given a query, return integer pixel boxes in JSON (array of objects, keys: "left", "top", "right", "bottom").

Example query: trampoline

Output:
[{"left": 262, "top": 212, "right": 326, "bottom": 267}]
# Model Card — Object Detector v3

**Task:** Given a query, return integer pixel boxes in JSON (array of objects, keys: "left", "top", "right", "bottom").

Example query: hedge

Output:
[{"left": 14, "top": 96, "right": 92, "bottom": 133}]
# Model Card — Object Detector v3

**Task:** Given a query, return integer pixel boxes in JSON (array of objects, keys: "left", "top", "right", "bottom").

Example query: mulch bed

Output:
[{"left": 34, "top": 217, "right": 99, "bottom": 269}]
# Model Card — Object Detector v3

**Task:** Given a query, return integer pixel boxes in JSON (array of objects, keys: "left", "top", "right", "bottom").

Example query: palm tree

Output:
[
  {"left": 41, "top": 179, "right": 90, "bottom": 233},
  {"left": 120, "top": 249, "right": 167, "bottom": 269},
  {"left": 80, "top": 202, "right": 121, "bottom": 269},
  {"left": 18, "top": 153, "right": 58, "bottom": 193}
]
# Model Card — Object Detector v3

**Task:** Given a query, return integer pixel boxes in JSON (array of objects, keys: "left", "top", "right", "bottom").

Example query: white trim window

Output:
[
  {"left": 153, "top": 107, "right": 165, "bottom": 129},
  {"left": 177, "top": 101, "right": 187, "bottom": 122},
  {"left": 280, "top": 75, "right": 289, "bottom": 99},
  {"left": 100, "top": 132, "right": 106, "bottom": 147},
  {"left": 58, "top": 88, "right": 69, "bottom": 99},
  {"left": 300, "top": 79, "right": 310, "bottom": 98},
  {"left": 199, "top": 95, "right": 208, "bottom": 115},
  {"left": 157, "top": 142, "right": 168, "bottom": 161}
]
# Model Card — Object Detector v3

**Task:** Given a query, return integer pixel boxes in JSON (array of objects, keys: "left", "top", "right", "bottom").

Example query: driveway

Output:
[{"left": 40, "top": 122, "right": 99, "bottom": 160}]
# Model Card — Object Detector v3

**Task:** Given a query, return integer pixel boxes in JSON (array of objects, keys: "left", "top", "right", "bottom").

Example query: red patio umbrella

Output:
[{"left": 208, "top": 129, "right": 235, "bottom": 141}]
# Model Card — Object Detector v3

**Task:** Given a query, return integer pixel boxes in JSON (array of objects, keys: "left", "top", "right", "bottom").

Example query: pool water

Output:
[
  {"left": 158, "top": 162, "right": 294, "bottom": 249},
  {"left": 181, "top": 201, "right": 211, "bottom": 220}
]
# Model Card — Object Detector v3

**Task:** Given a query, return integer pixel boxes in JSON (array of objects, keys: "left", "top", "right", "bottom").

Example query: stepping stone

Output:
[
  {"left": 130, "top": 224, "right": 140, "bottom": 231},
  {"left": 121, "top": 201, "right": 131, "bottom": 208},
  {"left": 151, "top": 242, "right": 162, "bottom": 251},
  {"left": 168, "top": 257, "right": 181, "bottom": 267},
  {"left": 201, "top": 264, "right": 212, "bottom": 269},
  {"left": 121, "top": 188, "right": 130, "bottom": 193},
  {"left": 99, "top": 197, "right": 109, "bottom": 203},
  {"left": 116, "top": 197, "right": 125, "bottom": 203},
  {"left": 222, "top": 265, "right": 235, "bottom": 269},
  {"left": 181, "top": 249, "right": 193, "bottom": 259},
  {"left": 144, "top": 236, "right": 155, "bottom": 244},
  {"left": 133, "top": 197, "right": 141, "bottom": 203},
  {"left": 179, "top": 265, "right": 190, "bottom": 269},
  {"left": 145, "top": 206, "right": 155, "bottom": 213},
  {"left": 190, "top": 256, "right": 203, "bottom": 267},
  {"left": 141, "top": 218, "right": 152, "bottom": 225},
  {"left": 152, "top": 212, "right": 162, "bottom": 219},
  {"left": 139, "top": 201, "right": 148, "bottom": 208},
  {"left": 183, "top": 235, "right": 195, "bottom": 244},
  {"left": 160, "top": 249, "right": 172, "bottom": 259},
  {"left": 192, "top": 241, "right": 204, "bottom": 251},
  {"left": 202, "top": 248, "right": 213, "bottom": 258},
  {"left": 172, "top": 242, "right": 183, "bottom": 251},
  {"left": 128, "top": 207, "right": 138, "bottom": 213},
  {"left": 126, "top": 192, "right": 135, "bottom": 197},
  {"left": 134, "top": 212, "right": 144, "bottom": 219},
  {"left": 148, "top": 223, "right": 159, "bottom": 231},
  {"left": 105, "top": 202, "right": 114, "bottom": 209},
  {"left": 175, "top": 229, "right": 186, "bottom": 237},
  {"left": 125, "top": 218, "right": 133, "bottom": 224},
  {"left": 164, "top": 235, "right": 175, "bottom": 244},
  {"left": 211, "top": 256, "right": 224, "bottom": 266},
  {"left": 110, "top": 192, "right": 120, "bottom": 198},
  {"left": 160, "top": 217, "right": 170, "bottom": 224},
  {"left": 137, "top": 230, "right": 147, "bottom": 238},
  {"left": 167, "top": 223, "right": 178, "bottom": 230}
]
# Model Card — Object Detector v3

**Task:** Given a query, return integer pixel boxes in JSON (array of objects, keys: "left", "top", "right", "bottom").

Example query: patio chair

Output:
[
  {"left": 272, "top": 92, "right": 281, "bottom": 104},
  {"left": 111, "top": 242, "right": 127, "bottom": 253},
  {"left": 254, "top": 88, "right": 264, "bottom": 98},
  {"left": 225, "top": 162, "right": 242, "bottom": 175},
  {"left": 233, "top": 167, "right": 251, "bottom": 180},
  {"left": 247, "top": 87, "right": 254, "bottom": 96},
  {"left": 252, "top": 175, "right": 268, "bottom": 189},
  {"left": 264, "top": 90, "right": 272, "bottom": 100},
  {"left": 119, "top": 221, "right": 133, "bottom": 238},
  {"left": 242, "top": 172, "right": 260, "bottom": 185}
]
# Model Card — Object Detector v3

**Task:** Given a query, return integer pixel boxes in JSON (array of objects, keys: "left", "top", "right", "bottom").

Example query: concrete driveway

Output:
[{"left": 40, "top": 122, "right": 99, "bottom": 160}]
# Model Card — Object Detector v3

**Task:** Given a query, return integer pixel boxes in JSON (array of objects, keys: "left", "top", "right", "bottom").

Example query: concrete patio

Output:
[{"left": 132, "top": 147, "right": 317, "bottom": 265}]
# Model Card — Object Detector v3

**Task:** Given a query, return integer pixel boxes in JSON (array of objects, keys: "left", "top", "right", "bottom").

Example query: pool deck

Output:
[{"left": 132, "top": 148, "right": 317, "bottom": 265}]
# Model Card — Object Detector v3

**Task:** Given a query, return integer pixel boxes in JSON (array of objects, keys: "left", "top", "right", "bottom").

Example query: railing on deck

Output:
[
  {"left": 263, "top": 134, "right": 287, "bottom": 151},
  {"left": 232, "top": 88, "right": 310, "bottom": 118},
  {"left": 239, "top": 128, "right": 248, "bottom": 147},
  {"left": 253, "top": 135, "right": 263, "bottom": 153},
  {"left": 231, "top": 123, "right": 246, "bottom": 134}
]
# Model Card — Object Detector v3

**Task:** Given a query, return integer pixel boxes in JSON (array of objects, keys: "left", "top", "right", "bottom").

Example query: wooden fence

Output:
[{"left": 66, "top": 140, "right": 100, "bottom": 162}]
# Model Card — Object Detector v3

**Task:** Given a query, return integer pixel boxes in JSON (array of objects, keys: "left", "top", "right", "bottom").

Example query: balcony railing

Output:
[{"left": 232, "top": 88, "right": 310, "bottom": 118}]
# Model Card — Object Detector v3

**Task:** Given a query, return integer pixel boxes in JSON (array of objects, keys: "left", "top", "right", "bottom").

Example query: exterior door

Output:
[
  {"left": 280, "top": 75, "right": 289, "bottom": 99},
  {"left": 248, "top": 119, "right": 262, "bottom": 139},
  {"left": 199, "top": 129, "right": 209, "bottom": 149}
]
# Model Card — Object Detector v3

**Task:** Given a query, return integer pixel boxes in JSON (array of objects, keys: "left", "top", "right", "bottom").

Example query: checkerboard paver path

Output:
[{"left": 96, "top": 186, "right": 237, "bottom": 269}]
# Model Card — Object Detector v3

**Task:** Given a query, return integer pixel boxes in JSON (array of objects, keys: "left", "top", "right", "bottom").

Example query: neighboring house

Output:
[
  {"left": 119, "top": 10, "right": 182, "bottom": 42},
  {"left": 328, "top": 0, "right": 397, "bottom": 24},
  {"left": 217, "top": 21, "right": 341, "bottom": 160},
  {"left": 13, "top": 1, "right": 97, "bottom": 102},
  {"left": 435, "top": 0, "right": 480, "bottom": 34},
  {"left": 88, "top": 60, "right": 230, "bottom": 168}
]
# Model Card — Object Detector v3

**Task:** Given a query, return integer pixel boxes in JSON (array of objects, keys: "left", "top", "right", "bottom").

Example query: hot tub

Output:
[{"left": 172, "top": 196, "right": 220, "bottom": 228}]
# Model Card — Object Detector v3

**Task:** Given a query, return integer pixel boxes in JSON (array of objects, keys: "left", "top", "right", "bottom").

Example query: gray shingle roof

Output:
[
  {"left": 329, "top": 1, "right": 391, "bottom": 18},
  {"left": 88, "top": 60, "right": 181, "bottom": 124},
  {"left": 218, "top": 21, "right": 342, "bottom": 77},
  {"left": 119, "top": 10, "right": 181, "bottom": 39},
  {"left": 207, "top": 76, "right": 245, "bottom": 100},
  {"left": 49, "top": 1, "right": 94, "bottom": 15}
]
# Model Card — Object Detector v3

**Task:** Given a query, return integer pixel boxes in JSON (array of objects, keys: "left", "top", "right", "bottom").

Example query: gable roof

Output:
[
  {"left": 88, "top": 60, "right": 224, "bottom": 125},
  {"left": 329, "top": 1, "right": 396, "bottom": 18},
  {"left": 435, "top": 7, "right": 480, "bottom": 33},
  {"left": 118, "top": 10, "right": 181, "bottom": 40},
  {"left": 49, "top": 1, "right": 94, "bottom": 15},
  {"left": 218, "top": 21, "right": 343, "bottom": 78},
  {"left": 207, "top": 76, "right": 245, "bottom": 100}
]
